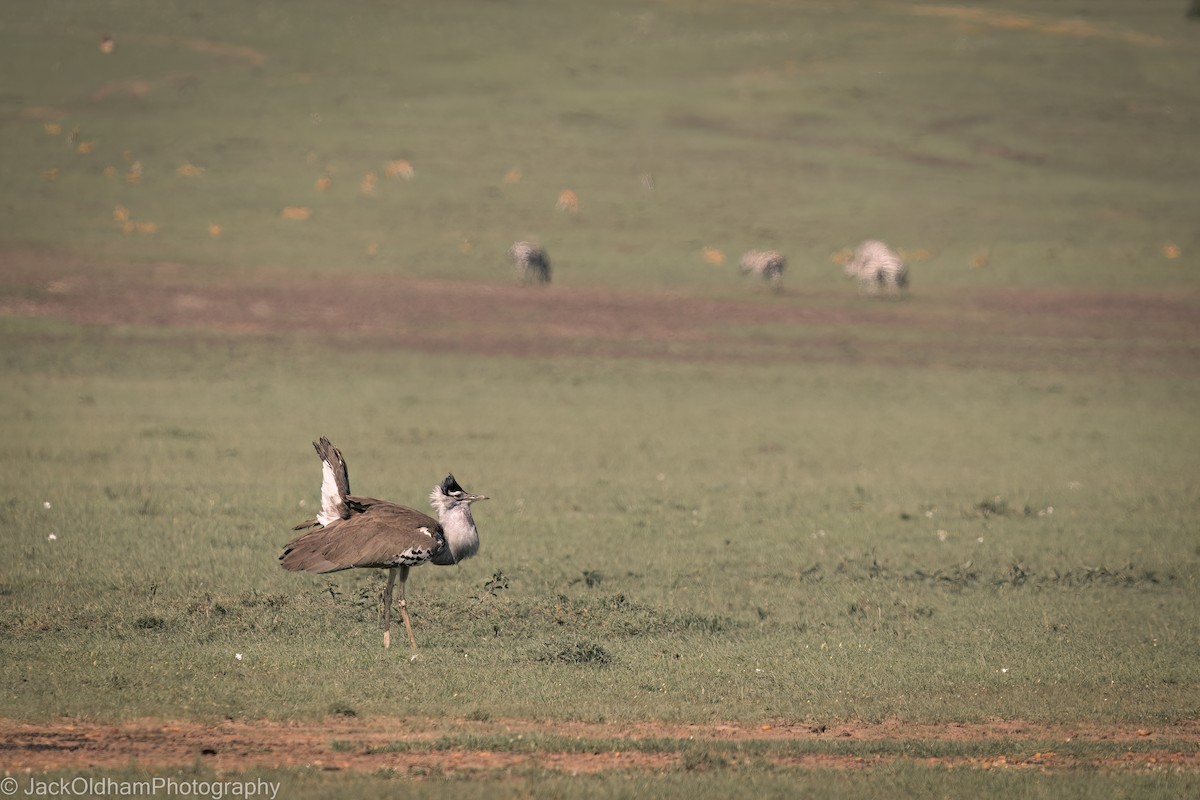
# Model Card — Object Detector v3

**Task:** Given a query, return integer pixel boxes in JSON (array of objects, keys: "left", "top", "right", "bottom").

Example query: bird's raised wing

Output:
[{"left": 314, "top": 437, "right": 352, "bottom": 525}]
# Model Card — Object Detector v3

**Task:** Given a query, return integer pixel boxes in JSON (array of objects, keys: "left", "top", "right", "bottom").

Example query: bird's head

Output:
[{"left": 431, "top": 474, "right": 488, "bottom": 508}]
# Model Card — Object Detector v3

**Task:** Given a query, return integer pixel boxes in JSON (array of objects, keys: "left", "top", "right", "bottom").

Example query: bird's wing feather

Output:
[
  {"left": 314, "top": 437, "right": 351, "bottom": 525},
  {"left": 280, "top": 502, "right": 444, "bottom": 573}
]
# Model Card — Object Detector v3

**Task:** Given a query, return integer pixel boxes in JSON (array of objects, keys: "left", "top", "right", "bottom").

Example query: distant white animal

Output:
[
  {"left": 508, "top": 241, "right": 551, "bottom": 285},
  {"left": 844, "top": 240, "right": 908, "bottom": 294},
  {"left": 739, "top": 249, "right": 786, "bottom": 290}
]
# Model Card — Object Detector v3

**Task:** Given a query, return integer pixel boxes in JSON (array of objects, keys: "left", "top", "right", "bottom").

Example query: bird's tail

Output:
[
  {"left": 280, "top": 526, "right": 345, "bottom": 573},
  {"left": 314, "top": 436, "right": 351, "bottom": 526}
]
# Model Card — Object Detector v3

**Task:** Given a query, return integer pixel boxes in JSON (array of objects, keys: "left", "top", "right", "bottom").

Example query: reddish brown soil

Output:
[
  {"left": 2, "top": 249, "right": 1197, "bottom": 372},
  {"left": 1, "top": 717, "right": 1197, "bottom": 775}
]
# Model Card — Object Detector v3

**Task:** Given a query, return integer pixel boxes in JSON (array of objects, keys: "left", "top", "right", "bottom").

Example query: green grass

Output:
[
  {"left": 2, "top": 1, "right": 1199, "bottom": 796},
  {"left": 1, "top": 318, "right": 1196, "bottom": 725}
]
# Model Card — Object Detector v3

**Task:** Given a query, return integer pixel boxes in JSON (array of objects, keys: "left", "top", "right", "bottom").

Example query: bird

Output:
[{"left": 279, "top": 437, "right": 487, "bottom": 652}]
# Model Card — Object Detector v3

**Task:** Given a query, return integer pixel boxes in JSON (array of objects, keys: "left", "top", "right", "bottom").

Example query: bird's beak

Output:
[{"left": 468, "top": 493, "right": 489, "bottom": 503}]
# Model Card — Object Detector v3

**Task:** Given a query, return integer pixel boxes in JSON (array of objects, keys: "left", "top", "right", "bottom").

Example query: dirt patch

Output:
[
  {"left": 1, "top": 249, "right": 1198, "bottom": 373},
  {"left": 91, "top": 74, "right": 201, "bottom": 103},
  {"left": 1, "top": 717, "right": 1197, "bottom": 775},
  {"left": 908, "top": 5, "right": 1172, "bottom": 48}
]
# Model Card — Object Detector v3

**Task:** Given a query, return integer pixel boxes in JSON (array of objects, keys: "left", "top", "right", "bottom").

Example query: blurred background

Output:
[{"left": 2, "top": 0, "right": 1196, "bottom": 291}]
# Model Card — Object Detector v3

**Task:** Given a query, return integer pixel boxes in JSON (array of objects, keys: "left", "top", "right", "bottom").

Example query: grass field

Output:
[{"left": 2, "top": 1, "right": 1199, "bottom": 797}]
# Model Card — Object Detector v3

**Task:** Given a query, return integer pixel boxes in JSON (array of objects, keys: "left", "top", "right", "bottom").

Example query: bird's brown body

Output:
[
  {"left": 279, "top": 437, "right": 486, "bottom": 651},
  {"left": 282, "top": 497, "right": 447, "bottom": 573}
]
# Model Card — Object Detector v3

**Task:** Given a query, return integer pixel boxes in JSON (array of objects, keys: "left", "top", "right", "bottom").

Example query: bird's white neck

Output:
[{"left": 430, "top": 492, "right": 480, "bottom": 563}]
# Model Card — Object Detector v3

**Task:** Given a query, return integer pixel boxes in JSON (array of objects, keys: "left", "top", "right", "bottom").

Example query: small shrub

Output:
[
  {"left": 681, "top": 749, "right": 729, "bottom": 772},
  {"left": 539, "top": 640, "right": 613, "bottom": 666},
  {"left": 974, "top": 497, "right": 1010, "bottom": 517},
  {"left": 483, "top": 570, "right": 509, "bottom": 595}
]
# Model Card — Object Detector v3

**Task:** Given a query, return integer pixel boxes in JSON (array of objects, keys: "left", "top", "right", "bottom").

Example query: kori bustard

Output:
[{"left": 279, "top": 437, "right": 487, "bottom": 651}]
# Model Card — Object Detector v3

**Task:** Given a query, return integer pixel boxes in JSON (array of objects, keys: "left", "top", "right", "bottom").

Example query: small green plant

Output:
[
  {"left": 539, "top": 641, "right": 613, "bottom": 666},
  {"left": 483, "top": 570, "right": 509, "bottom": 595},
  {"left": 681, "top": 749, "right": 730, "bottom": 772},
  {"left": 974, "top": 497, "right": 1011, "bottom": 518}
]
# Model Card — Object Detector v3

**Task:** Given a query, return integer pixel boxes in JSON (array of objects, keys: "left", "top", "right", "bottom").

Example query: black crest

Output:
[{"left": 440, "top": 474, "right": 464, "bottom": 494}]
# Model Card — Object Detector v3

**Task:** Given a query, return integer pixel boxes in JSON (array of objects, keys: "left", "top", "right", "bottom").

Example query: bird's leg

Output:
[
  {"left": 382, "top": 567, "right": 397, "bottom": 649},
  {"left": 396, "top": 565, "right": 418, "bottom": 652}
]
